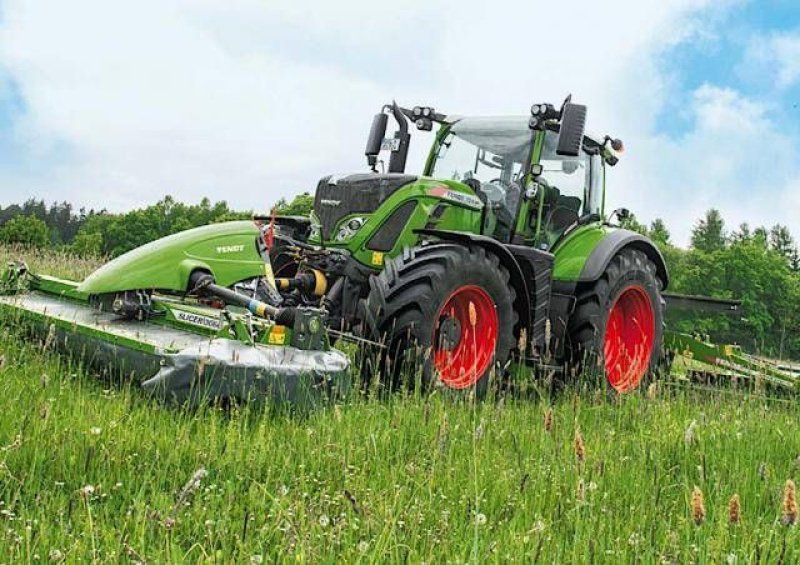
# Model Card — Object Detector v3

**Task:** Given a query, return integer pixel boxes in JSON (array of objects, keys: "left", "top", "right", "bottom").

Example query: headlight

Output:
[
  {"left": 309, "top": 224, "right": 321, "bottom": 240},
  {"left": 335, "top": 216, "right": 367, "bottom": 242}
]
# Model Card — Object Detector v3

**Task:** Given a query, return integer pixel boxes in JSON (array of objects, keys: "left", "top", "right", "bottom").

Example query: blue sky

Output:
[{"left": 0, "top": 0, "right": 798, "bottom": 246}]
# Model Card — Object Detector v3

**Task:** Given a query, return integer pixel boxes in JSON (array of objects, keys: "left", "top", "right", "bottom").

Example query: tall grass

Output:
[{"left": 0, "top": 245, "right": 799, "bottom": 562}]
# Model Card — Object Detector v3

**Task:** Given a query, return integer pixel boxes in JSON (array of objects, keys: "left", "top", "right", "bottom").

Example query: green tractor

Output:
[{"left": 271, "top": 97, "right": 667, "bottom": 394}]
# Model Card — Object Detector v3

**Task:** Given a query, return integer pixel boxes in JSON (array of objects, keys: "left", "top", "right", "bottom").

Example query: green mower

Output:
[{"left": 1, "top": 96, "right": 678, "bottom": 402}]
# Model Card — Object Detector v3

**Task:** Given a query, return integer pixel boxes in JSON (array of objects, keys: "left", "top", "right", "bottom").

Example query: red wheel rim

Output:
[
  {"left": 603, "top": 285, "right": 655, "bottom": 392},
  {"left": 432, "top": 285, "right": 498, "bottom": 389}
]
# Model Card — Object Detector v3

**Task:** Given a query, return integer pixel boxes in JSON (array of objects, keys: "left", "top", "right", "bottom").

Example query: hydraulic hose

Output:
[{"left": 194, "top": 277, "right": 296, "bottom": 326}]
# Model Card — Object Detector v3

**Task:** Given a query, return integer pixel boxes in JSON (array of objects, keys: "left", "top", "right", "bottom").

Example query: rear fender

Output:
[{"left": 579, "top": 229, "right": 669, "bottom": 290}]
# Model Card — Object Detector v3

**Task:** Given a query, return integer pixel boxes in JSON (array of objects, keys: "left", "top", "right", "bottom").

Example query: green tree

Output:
[
  {"left": 275, "top": 193, "right": 314, "bottom": 217},
  {"left": 619, "top": 212, "right": 647, "bottom": 235},
  {"left": 0, "top": 215, "right": 50, "bottom": 247},
  {"left": 690, "top": 209, "right": 726, "bottom": 253},
  {"left": 769, "top": 224, "right": 799, "bottom": 270},
  {"left": 648, "top": 218, "right": 671, "bottom": 246}
]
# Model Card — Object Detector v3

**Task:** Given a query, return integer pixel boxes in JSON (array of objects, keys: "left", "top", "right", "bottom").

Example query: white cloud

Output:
[
  {"left": 0, "top": 0, "right": 795, "bottom": 247},
  {"left": 612, "top": 84, "right": 800, "bottom": 245},
  {"left": 740, "top": 30, "right": 800, "bottom": 88}
]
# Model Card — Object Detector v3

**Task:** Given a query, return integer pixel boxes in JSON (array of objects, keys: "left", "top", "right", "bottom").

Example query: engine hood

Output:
[{"left": 313, "top": 173, "right": 417, "bottom": 240}]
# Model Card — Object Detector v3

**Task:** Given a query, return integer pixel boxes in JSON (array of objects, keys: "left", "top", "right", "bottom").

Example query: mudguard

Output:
[{"left": 578, "top": 229, "right": 669, "bottom": 289}]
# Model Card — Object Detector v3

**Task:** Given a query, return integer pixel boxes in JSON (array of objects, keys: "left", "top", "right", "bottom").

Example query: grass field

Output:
[{"left": 1, "top": 247, "right": 799, "bottom": 562}]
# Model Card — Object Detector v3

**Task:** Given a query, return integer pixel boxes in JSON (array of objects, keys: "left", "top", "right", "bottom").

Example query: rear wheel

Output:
[
  {"left": 566, "top": 248, "right": 664, "bottom": 393},
  {"left": 363, "top": 243, "right": 516, "bottom": 397}
]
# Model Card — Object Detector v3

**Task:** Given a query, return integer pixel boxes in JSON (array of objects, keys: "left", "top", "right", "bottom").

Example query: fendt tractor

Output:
[
  {"left": 270, "top": 98, "right": 666, "bottom": 395},
  {"left": 0, "top": 97, "right": 671, "bottom": 403}
]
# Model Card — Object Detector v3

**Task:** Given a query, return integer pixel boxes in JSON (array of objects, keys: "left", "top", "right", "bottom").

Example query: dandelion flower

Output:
[
  {"left": 250, "top": 555, "right": 264, "bottom": 564},
  {"left": 79, "top": 485, "right": 95, "bottom": 499},
  {"left": 48, "top": 549, "right": 64, "bottom": 562},
  {"left": 475, "top": 512, "right": 487, "bottom": 526},
  {"left": 319, "top": 514, "right": 330, "bottom": 527},
  {"left": 89, "top": 427, "right": 102, "bottom": 436},
  {"left": 728, "top": 494, "right": 740, "bottom": 525},
  {"left": 357, "top": 540, "right": 369, "bottom": 553},
  {"left": 782, "top": 479, "right": 797, "bottom": 526},
  {"left": 691, "top": 486, "right": 705, "bottom": 525}
]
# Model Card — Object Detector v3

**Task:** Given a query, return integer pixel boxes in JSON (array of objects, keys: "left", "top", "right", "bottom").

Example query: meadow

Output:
[{"left": 0, "top": 246, "right": 799, "bottom": 563}]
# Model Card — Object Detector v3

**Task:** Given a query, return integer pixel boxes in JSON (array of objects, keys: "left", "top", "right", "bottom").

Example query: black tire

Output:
[
  {"left": 566, "top": 248, "right": 665, "bottom": 393},
  {"left": 363, "top": 243, "right": 517, "bottom": 398}
]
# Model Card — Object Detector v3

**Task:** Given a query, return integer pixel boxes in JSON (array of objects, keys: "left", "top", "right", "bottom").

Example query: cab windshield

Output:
[{"left": 430, "top": 117, "right": 533, "bottom": 238}]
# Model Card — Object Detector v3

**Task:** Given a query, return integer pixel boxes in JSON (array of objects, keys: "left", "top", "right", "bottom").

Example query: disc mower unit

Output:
[{"left": 0, "top": 233, "right": 349, "bottom": 407}]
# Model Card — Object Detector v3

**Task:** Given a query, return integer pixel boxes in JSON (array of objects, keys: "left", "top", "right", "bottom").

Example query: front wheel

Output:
[
  {"left": 363, "top": 243, "right": 517, "bottom": 397},
  {"left": 566, "top": 248, "right": 665, "bottom": 393}
]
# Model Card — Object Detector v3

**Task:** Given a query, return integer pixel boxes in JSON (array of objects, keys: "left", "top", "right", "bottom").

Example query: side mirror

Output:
[
  {"left": 556, "top": 103, "right": 587, "bottom": 157},
  {"left": 365, "top": 113, "right": 389, "bottom": 169}
]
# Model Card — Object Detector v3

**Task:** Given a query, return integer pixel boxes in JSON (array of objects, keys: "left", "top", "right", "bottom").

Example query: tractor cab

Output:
[
  {"left": 426, "top": 116, "right": 530, "bottom": 242},
  {"left": 423, "top": 110, "right": 611, "bottom": 251}
]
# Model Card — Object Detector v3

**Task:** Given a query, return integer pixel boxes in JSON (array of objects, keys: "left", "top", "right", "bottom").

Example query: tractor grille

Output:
[{"left": 314, "top": 173, "right": 417, "bottom": 240}]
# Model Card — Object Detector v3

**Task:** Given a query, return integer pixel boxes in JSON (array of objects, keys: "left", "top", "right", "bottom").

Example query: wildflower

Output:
[
  {"left": 250, "top": 555, "right": 264, "bottom": 564},
  {"left": 576, "top": 478, "right": 586, "bottom": 502},
  {"left": 782, "top": 479, "right": 797, "bottom": 526},
  {"left": 48, "top": 549, "right": 64, "bottom": 562},
  {"left": 468, "top": 301, "right": 477, "bottom": 327},
  {"left": 474, "top": 419, "right": 485, "bottom": 441},
  {"left": 358, "top": 540, "right": 369, "bottom": 553},
  {"left": 574, "top": 428, "right": 586, "bottom": 463},
  {"left": 79, "top": 485, "right": 95, "bottom": 499},
  {"left": 89, "top": 427, "right": 102, "bottom": 436},
  {"left": 691, "top": 486, "right": 705, "bottom": 525},
  {"left": 318, "top": 514, "right": 330, "bottom": 527},
  {"left": 543, "top": 407, "right": 553, "bottom": 434},
  {"left": 517, "top": 328, "right": 528, "bottom": 354},
  {"left": 475, "top": 513, "right": 487, "bottom": 526},
  {"left": 175, "top": 467, "right": 207, "bottom": 509},
  {"left": 163, "top": 517, "right": 175, "bottom": 530},
  {"left": 684, "top": 420, "right": 697, "bottom": 446},
  {"left": 531, "top": 519, "right": 546, "bottom": 533},
  {"left": 728, "top": 494, "right": 741, "bottom": 525}
]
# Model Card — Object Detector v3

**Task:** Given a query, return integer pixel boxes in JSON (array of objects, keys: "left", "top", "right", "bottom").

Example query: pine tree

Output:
[{"left": 690, "top": 209, "right": 726, "bottom": 253}]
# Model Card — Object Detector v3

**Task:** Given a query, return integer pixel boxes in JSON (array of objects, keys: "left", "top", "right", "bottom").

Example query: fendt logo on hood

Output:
[
  {"left": 216, "top": 244, "right": 245, "bottom": 254},
  {"left": 320, "top": 199, "right": 341, "bottom": 207}
]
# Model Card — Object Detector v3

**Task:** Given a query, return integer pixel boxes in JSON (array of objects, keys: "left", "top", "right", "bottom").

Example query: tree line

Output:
[
  {"left": 622, "top": 209, "right": 800, "bottom": 360},
  {"left": 1, "top": 195, "right": 798, "bottom": 359}
]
